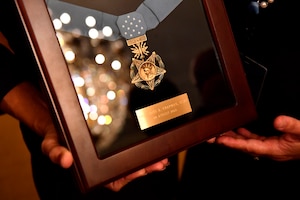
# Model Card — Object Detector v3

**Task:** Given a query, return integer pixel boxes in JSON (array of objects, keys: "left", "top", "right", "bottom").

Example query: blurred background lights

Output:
[
  {"left": 108, "top": 81, "right": 117, "bottom": 90},
  {"left": 95, "top": 54, "right": 105, "bottom": 64},
  {"left": 85, "top": 16, "right": 96, "bottom": 27},
  {"left": 99, "top": 73, "right": 111, "bottom": 83},
  {"left": 88, "top": 28, "right": 99, "bottom": 39},
  {"left": 111, "top": 60, "right": 121, "bottom": 70},
  {"left": 48, "top": 8, "right": 132, "bottom": 151},
  {"left": 72, "top": 75, "right": 85, "bottom": 87},
  {"left": 97, "top": 115, "right": 106, "bottom": 125},
  {"left": 120, "top": 95, "right": 128, "bottom": 106},
  {"left": 53, "top": 19, "right": 62, "bottom": 30},
  {"left": 78, "top": 94, "right": 91, "bottom": 114},
  {"left": 100, "top": 94, "right": 109, "bottom": 104},
  {"left": 107, "top": 91, "right": 116, "bottom": 100},
  {"left": 89, "top": 112, "right": 98, "bottom": 121},
  {"left": 60, "top": 13, "right": 71, "bottom": 24},
  {"left": 97, "top": 115, "right": 113, "bottom": 125},
  {"left": 71, "top": 28, "right": 82, "bottom": 37},
  {"left": 104, "top": 115, "right": 113, "bottom": 125},
  {"left": 102, "top": 26, "right": 113, "bottom": 37},
  {"left": 64, "top": 50, "right": 76, "bottom": 62},
  {"left": 56, "top": 32, "right": 65, "bottom": 46},
  {"left": 100, "top": 105, "right": 109, "bottom": 113},
  {"left": 86, "top": 87, "right": 96, "bottom": 96},
  {"left": 90, "top": 104, "right": 98, "bottom": 112}
]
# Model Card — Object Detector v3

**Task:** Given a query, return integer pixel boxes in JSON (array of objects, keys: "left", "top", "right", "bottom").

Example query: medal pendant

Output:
[{"left": 128, "top": 35, "right": 166, "bottom": 90}]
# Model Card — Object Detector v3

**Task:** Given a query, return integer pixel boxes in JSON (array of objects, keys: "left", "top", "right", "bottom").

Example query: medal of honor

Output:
[
  {"left": 117, "top": 0, "right": 183, "bottom": 90},
  {"left": 117, "top": 12, "right": 166, "bottom": 90}
]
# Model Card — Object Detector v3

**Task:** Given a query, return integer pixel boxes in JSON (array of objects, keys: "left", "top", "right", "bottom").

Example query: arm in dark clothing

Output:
[{"left": 0, "top": 41, "right": 24, "bottom": 103}]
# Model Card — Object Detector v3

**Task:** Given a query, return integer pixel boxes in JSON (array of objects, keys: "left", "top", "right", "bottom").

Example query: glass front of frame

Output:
[
  {"left": 46, "top": 0, "right": 236, "bottom": 158},
  {"left": 15, "top": 0, "right": 257, "bottom": 192}
]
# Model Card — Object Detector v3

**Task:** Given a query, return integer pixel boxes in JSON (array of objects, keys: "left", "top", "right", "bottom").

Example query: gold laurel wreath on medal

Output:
[{"left": 128, "top": 35, "right": 166, "bottom": 90}]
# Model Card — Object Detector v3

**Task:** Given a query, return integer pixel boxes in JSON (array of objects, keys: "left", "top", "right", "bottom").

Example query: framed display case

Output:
[{"left": 13, "top": 0, "right": 257, "bottom": 193}]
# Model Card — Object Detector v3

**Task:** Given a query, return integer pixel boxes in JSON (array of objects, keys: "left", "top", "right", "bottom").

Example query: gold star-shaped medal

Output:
[{"left": 131, "top": 52, "right": 166, "bottom": 90}]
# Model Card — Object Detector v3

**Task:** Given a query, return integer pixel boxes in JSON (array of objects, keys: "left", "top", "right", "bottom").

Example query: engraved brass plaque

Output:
[{"left": 135, "top": 93, "right": 192, "bottom": 130}]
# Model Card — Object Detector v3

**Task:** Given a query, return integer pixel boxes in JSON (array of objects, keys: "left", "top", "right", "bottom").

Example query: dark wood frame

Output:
[{"left": 14, "top": 0, "right": 257, "bottom": 193}]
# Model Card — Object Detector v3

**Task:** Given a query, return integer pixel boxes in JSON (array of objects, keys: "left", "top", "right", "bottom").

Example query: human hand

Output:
[
  {"left": 209, "top": 115, "right": 300, "bottom": 161},
  {"left": 105, "top": 158, "right": 169, "bottom": 192},
  {"left": 1, "top": 80, "right": 169, "bottom": 191},
  {"left": 41, "top": 126, "right": 169, "bottom": 191},
  {"left": 41, "top": 127, "right": 74, "bottom": 168}
]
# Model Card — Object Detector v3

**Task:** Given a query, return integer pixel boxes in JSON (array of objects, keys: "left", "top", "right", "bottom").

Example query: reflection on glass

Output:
[
  {"left": 46, "top": 0, "right": 236, "bottom": 158},
  {"left": 55, "top": 30, "right": 132, "bottom": 152}
]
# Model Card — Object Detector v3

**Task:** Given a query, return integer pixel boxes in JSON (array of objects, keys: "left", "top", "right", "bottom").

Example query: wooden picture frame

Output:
[{"left": 14, "top": 0, "right": 257, "bottom": 193}]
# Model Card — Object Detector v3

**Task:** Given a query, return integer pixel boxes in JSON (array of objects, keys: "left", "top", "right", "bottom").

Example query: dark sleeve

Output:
[{"left": 0, "top": 44, "right": 25, "bottom": 102}]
